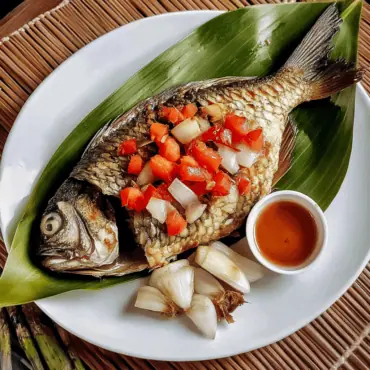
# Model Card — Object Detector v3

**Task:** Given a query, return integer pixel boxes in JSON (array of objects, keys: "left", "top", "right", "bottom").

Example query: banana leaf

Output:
[{"left": 0, "top": 0, "right": 362, "bottom": 306}]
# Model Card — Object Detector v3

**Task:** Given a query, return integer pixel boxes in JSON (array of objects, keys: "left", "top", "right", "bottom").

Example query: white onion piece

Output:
[
  {"left": 186, "top": 294, "right": 217, "bottom": 339},
  {"left": 185, "top": 202, "right": 207, "bottom": 223},
  {"left": 150, "top": 265, "right": 194, "bottom": 309},
  {"left": 168, "top": 178, "right": 199, "bottom": 208},
  {"left": 150, "top": 260, "right": 190, "bottom": 285},
  {"left": 146, "top": 198, "right": 169, "bottom": 224},
  {"left": 171, "top": 118, "right": 201, "bottom": 144},
  {"left": 203, "top": 104, "right": 223, "bottom": 121},
  {"left": 135, "top": 286, "right": 169, "bottom": 313},
  {"left": 210, "top": 241, "right": 265, "bottom": 283},
  {"left": 137, "top": 162, "right": 156, "bottom": 186},
  {"left": 218, "top": 145, "right": 240, "bottom": 174},
  {"left": 194, "top": 267, "right": 225, "bottom": 297},
  {"left": 235, "top": 143, "right": 259, "bottom": 168},
  {"left": 195, "top": 246, "right": 250, "bottom": 294},
  {"left": 196, "top": 117, "right": 211, "bottom": 133}
]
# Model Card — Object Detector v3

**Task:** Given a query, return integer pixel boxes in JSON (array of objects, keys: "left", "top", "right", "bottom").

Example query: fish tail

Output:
[{"left": 283, "top": 4, "right": 363, "bottom": 100}]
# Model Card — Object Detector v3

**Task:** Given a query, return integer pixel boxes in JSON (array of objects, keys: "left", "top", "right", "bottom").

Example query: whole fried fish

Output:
[{"left": 38, "top": 5, "right": 362, "bottom": 276}]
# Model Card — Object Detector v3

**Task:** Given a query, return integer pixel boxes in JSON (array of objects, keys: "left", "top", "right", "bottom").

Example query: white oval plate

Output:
[{"left": 0, "top": 11, "right": 370, "bottom": 361}]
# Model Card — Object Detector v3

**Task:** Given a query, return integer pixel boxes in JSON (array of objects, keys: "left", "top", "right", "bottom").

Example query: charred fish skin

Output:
[{"left": 39, "top": 4, "right": 362, "bottom": 275}]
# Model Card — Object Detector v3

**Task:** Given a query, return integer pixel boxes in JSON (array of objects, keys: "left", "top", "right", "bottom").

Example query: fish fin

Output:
[
  {"left": 283, "top": 4, "right": 362, "bottom": 100},
  {"left": 272, "top": 117, "right": 298, "bottom": 186}
]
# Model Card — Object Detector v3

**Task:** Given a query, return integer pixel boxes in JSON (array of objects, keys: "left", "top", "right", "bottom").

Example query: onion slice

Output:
[
  {"left": 196, "top": 117, "right": 211, "bottom": 133},
  {"left": 146, "top": 198, "right": 169, "bottom": 224},
  {"left": 235, "top": 143, "right": 259, "bottom": 168},
  {"left": 171, "top": 118, "right": 201, "bottom": 144},
  {"left": 137, "top": 162, "right": 156, "bottom": 186},
  {"left": 185, "top": 202, "right": 207, "bottom": 223},
  {"left": 168, "top": 178, "right": 199, "bottom": 208},
  {"left": 218, "top": 145, "right": 239, "bottom": 174}
]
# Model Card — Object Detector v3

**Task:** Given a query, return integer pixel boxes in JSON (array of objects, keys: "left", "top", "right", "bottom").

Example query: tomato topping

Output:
[
  {"left": 191, "top": 141, "right": 221, "bottom": 173},
  {"left": 166, "top": 210, "right": 187, "bottom": 236},
  {"left": 236, "top": 174, "right": 251, "bottom": 195},
  {"left": 160, "top": 106, "right": 184, "bottom": 124},
  {"left": 179, "top": 164, "right": 211, "bottom": 182},
  {"left": 181, "top": 155, "right": 199, "bottom": 167},
  {"left": 202, "top": 126, "right": 233, "bottom": 147},
  {"left": 159, "top": 137, "right": 180, "bottom": 162},
  {"left": 245, "top": 128, "right": 264, "bottom": 151},
  {"left": 150, "top": 155, "right": 178, "bottom": 183},
  {"left": 224, "top": 114, "right": 248, "bottom": 140},
  {"left": 142, "top": 184, "right": 162, "bottom": 206},
  {"left": 185, "top": 181, "right": 209, "bottom": 197},
  {"left": 120, "top": 187, "right": 145, "bottom": 212},
  {"left": 118, "top": 139, "right": 137, "bottom": 155},
  {"left": 181, "top": 104, "right": 198, "bottom": 119},
  {"left": 128, "top": 155, "right": 143, "bottom": 175},
  {"left": 150, "top": 122, "right": 168, "bottom": 143},
  {"left": 212, "top": 171, "right": 232, "bottom": 196},
  {"left": 156, "top": 183, "right": 175, "bottom": 202}
]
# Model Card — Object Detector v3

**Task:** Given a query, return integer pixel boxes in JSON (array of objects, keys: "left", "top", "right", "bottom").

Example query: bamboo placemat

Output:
[{"left": 0, "top": 1, "right": 369, "bottom": 369}]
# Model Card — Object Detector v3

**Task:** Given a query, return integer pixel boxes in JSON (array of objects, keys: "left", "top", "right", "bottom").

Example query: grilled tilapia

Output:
[{"left": 38, "top": 5, "right": 362, "bottom": 276}]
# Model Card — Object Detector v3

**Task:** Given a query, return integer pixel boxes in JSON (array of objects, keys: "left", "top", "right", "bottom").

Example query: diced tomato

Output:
[
  {"left": 185, "top": 181, "right": 209, "bottom": 197},
  {"left": 166, "top": 210, "right": 187, "bottom": 236},
  {"left": 159, "top": 137, "right": 180, "bottom": 162},
  {"left": 150, "top": 155, "right": 178, "bottom": 183},
  {"left": 202, "top": 126, "right": 233, "bottom": 147},
  {"left": 143, "top": 184, "right": 161, "bottom": 207},
  {"left": 118, "top": 139, "right": 137, "bottom": 155},
  {"left": 212, "top": 171, "right": 232, "bottom": 196},
  {"left": 160, "top": 106, "right": 184, "bottom": 124},
  {"left": 156, "top": 183, "right": 175, "bottom": 202},
  {"left": 150, "top": 122, "right": 168, "bottom": 143},
  {"left": 244, "top": 128, "right": 264, "bottom": 151},
  {"left": 181, "top": 155, "right": 199, "bottom": 167},
  {"left": 179, "top": 164, "right": 211, "bottom": 183},
  {"left": 192, "top": 142, "right": 221, "bottom": 173},
  {"left": 120, "top": 187, "right": 145, "bottom": 212},
  {"left": 236, "top": 174, "right": 251, "bottom": 195},
  {"left": 224, "top": 114, "right": 248, "bottom": 140},
  {"left": 128, "top": 155, "right": 143, "bottom": 175},
  {"left": 181, "top": 103, "right": 198, "bottom": 119}
]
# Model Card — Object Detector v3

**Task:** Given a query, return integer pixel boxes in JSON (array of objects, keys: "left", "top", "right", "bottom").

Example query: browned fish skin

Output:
[{"left": 39, "top": 5, "right": 362, "bottom": 274}]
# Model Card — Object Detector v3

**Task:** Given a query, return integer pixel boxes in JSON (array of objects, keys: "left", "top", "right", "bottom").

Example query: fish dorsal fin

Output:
[{"left": 272, "top": 116, "right": 298, "bottom": 186}]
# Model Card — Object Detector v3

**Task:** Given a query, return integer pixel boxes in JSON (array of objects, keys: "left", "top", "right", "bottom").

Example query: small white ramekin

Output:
[{"left": 246, "top": 190, "right": 328, "bottom": 274}]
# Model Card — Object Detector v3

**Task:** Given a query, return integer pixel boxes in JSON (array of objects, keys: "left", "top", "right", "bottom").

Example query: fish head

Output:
[{"left": 39, "top": 194, "right": 119, "bottom": 271}]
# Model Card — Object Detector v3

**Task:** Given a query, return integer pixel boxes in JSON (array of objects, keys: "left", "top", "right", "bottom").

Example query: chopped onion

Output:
[
  {"left": 203, "top": 104, "right": 223, "bottom": 121},
  {"left": 168, "top": 178, "right": 199, "bottom": 208},
  {"left": 235, "top": 143, "right": 259, "bottom": 168},
  {"left": 185, "top": 202, "right": 207, "bottom": 223},
  {"left": 171, "top": 118, "right": 201, "bottom": 144},
  {"left": 218, "top": 145, "right": 240, "bottom": 174},
  {"left": 196, "top": 117, "right": 211, "bottom": 133},
  {"left": 210, "top": 241, "right": 265, "bottom": 283},
  {"left": 186, "top": 294, "right": 217, "bottom": 339},
  {"left": 194, "top": 268, "right": 224, "bottom": 297},
  {"left": 146, "top": 198, "right": 169, "bottom": 224},
  {"left": 137, "top": 162, "right": 156, "bottom": 186},
  {"left": 150, "top": 260, "right": 190, "bottom": 284},
  {"left": 195, "top": 246, "right": 250, "bottom": 294}
]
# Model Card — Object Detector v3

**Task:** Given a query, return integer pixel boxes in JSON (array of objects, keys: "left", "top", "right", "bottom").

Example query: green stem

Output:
[
  {"left": 6, "top": 306, "right": 44, "bottom": 370},
  {"left": 22, "top": 304, "right": 72, "bottom": 370},
  {"left": 0, "top": 308, "right": 12, "bottom": 370}
]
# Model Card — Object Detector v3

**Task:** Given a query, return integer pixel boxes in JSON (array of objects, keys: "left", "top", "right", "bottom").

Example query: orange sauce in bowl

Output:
[{"left": 254, "top": 201, "right": 317, "bottom": 267}]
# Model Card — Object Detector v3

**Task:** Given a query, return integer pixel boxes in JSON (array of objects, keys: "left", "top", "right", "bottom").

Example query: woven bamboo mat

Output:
[{"left": 0, "top": 0, "right": 369, "bottom": 369}]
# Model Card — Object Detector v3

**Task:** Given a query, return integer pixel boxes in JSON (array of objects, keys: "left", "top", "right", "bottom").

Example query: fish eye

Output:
[{"left": 40, "top": 212, "right": 63, "bottom": 237}]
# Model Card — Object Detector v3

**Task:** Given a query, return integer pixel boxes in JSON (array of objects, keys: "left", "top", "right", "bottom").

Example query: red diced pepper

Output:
[
  {"left": 156, "top": 183, "right": 175, "bottom": 202},
  {"left": 128, "top": 155, "right": 143, "bottom": 175},
  {"left": 160, "top": 106, "right": 184, "bottom": 124},
  {"left": 120, "top": 187, "right": 145, "bottom": 212},
  {"left": 185, "top": 181, "right": 209, "bottom": 197},
  {"left": 181, "top": 103, "right": 198, "bottom": 119},
  {"left": 166, "top": 210, "right": 187, "bottom": 236},
  {"left": 202, "top": 126, "right": 233, "bottom": 147},
  {"left": 118, "top": 138, "right": 137, "bottom": 155},
  {"left": 192, "top": 142, "right": 221, "bottom": 173},
  {"left": 179, "top": 164, "right": 212, "bottom": 183},
  {"left": 181, "top": 155, "right": 199, "bottom": 167},
  {"left": 245, "top": 128, "right": 264, "bottom": 151},
  {"left": 159, "top": 137, "right": 180, "bottom": 162},
  {"left": 150, "top": 122, "right": 168, "bottom": 143},
  {"left": 224, "top": 114, "right": 248, "bottom": 140},
  {"left": 150, "top": 155, "right": 178, "bottom": 183},
  {"left": 235, "top": 174, "right": 251, "bottom": 195},
  {"left": 212, "top": 171, "right": 232, "bottom": 196}
]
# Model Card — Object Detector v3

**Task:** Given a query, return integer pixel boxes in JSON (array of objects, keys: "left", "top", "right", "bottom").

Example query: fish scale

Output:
[{"left": 38, "top": 5, "right": 362, "bottom": 275}]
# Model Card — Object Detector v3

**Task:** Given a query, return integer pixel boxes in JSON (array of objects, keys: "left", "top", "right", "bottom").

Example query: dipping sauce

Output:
[{"left": 254, "top": 201, "right": 317, "bottom": 267}]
